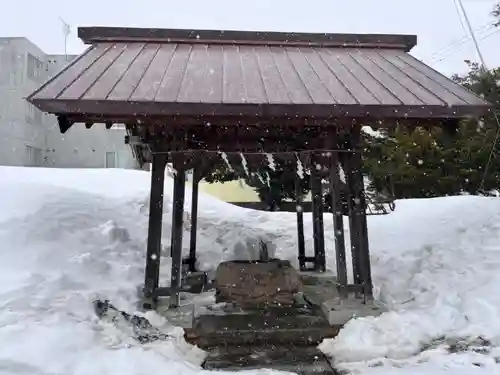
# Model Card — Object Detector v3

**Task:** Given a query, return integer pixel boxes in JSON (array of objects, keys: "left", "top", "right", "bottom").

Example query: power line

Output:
[
  {"left": 429, "top": 22, "right": 494, "bottom": 60},
  {"left": 431, "top": 27, "right": 500, "bottom": 65},
  {"left": 430, "top": 24, "right": 496, "bottom": 61},
  {"left": 428, "top": 1, "right": 498, "bottom": 65},
  {"left": 432, "top": 23, "right": 494, "bottom": 56}
]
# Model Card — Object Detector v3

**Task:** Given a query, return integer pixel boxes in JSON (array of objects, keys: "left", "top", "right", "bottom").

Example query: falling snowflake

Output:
[
  {"left": 220, "top": 152, "right": 233, "bottom": 172},
  {"left": 169, "top": 165, "right": 178, "bottom": 176},
  {"left": 296, "top": 155, "right": 304, "bottom": 179},
  {"left": 256, "top": 173, "right": 265, "bottom": 184},
  {"left": 339, "top": 163, "right": 346, "bottom": 183},
  {"left": 265, "top": 172, "right": 271, "bottom": 187},
  {"left": 266, "top": 153, "right": 276, "bottom": 171},
  {"left": 240, "top": 153, "right": 249, "bottom": 177}
]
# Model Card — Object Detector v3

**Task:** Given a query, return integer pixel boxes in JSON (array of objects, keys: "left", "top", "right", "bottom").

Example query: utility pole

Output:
[
  {"left": 455, "top": 0, "right": 487, "bottom": 69},
  {"left": 455, "top": 0, "right": 500, "bottom": 194}
]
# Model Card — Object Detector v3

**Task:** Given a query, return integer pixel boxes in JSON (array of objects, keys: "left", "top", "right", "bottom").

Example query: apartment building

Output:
[{"left": 0, "top": 37, "right": 139, "bottom": 169}]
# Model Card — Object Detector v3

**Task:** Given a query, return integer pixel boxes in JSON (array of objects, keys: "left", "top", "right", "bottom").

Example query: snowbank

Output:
[
  {"left": 1, "top": 166, "right": 500, "bottom": 374},
  {"left": 0, "top": 167, "right": 297, "bottom": 375},
  {"left": 322, "top": 196, "right": 500, "bottom": 373}
]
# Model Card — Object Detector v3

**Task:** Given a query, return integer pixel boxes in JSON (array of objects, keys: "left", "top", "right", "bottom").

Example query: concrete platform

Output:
[
  {"left": 154, "top": 290, "right": 218, "bottom": 329},
  {"left": 300, "top": 272, "right": 386, "bottom": 325},
  {"left": 156, "top": 301, "right": 195, "bottom": 328},
  {"left": 321, "top": 297, "right": 386, "bottom": 325}
]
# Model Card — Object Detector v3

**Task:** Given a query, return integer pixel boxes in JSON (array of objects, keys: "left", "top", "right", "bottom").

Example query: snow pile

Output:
[
  {"left": 322, "top": 196, "right": 500, "bottom": 374},
  {"left": 0, "top": 167, "right": 296, "bottom": 375},
  {"left": 1, "top": 166, "right": 500, "bottom": 374}
]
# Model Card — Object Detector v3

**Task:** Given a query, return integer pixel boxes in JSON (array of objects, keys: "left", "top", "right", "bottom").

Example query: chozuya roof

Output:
[{"left": 27, "top": 26, "right": 491, "bottom": 120}]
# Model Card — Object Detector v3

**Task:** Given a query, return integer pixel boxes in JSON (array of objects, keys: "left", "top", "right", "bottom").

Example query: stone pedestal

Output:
[{"left": 214, "top": 259, "right": 301, "bottom": 308}]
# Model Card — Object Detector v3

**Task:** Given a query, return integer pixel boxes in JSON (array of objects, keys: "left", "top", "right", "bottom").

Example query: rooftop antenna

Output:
[{"left": 59, "top": 17, "right": 71, "bottom": 61}]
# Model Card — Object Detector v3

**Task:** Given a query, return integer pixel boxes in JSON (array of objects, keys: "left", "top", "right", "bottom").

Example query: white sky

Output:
[{"left": 2, "top": 0, "right": 500, "bottom": 76}]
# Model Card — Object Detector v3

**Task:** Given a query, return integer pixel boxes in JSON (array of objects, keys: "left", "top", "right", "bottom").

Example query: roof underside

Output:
[{"left": 28, "top": 27, "right": 491, "bottom": 120}]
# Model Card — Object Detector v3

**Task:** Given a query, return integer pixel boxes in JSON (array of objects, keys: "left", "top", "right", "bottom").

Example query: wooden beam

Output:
[
  {"left": 64, "top": 114, "right": 451, "bottom": 131},
  {"left": 152, "top": 142, "right": 347, "bottom": 155},
  {"left": 57, "top": 115, "right": 73, "bottom": 134}
]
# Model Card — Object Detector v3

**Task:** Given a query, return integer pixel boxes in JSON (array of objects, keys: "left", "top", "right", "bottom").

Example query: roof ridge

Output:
[{"left": 78, "top": 27, "right": 417, "bottom": 52}]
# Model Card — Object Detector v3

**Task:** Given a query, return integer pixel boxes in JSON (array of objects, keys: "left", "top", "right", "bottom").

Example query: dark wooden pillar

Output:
[
  {"left": 143, "top": 153, "right": 167, "bottom": 310},
  {"left": 343, "top": 153, "right": 362, "bottom": 286},
  {"left": 170, "top": 158, "right": 186, "bottom": 308},
  {"left": 187, "top": 168, "right": 200, "bottom": 273},
  {"left": 329, "top": 152, "right": 348, "bottom": 298},
  {"left": 310, "top": 153, "right": 326, "bottom": 272},
  {"left": 345, "top": 128, "right": 373, "bottom": 301},
  {"left": 295, "top": 176, "right": 306, "bottom": 271},
  {"left": 351, "top": 146, "right": 373, "bottom": 301}
]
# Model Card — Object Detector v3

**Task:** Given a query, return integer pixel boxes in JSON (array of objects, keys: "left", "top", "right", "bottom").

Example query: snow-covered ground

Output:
[{"left": 1, "top": 166, "right": 500, "bottom": 375}]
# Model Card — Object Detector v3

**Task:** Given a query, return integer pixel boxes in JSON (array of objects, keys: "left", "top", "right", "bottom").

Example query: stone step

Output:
[
  {"left": 203, "top": 345, "right": 337, "bottom": 375},
  {"left": 185, "top": 308, "right": 341, "bottom": 348}
]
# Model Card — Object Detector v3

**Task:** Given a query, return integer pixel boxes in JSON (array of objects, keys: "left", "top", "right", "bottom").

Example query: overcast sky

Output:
[{"left": 2, "top": 0, "right": 499, "bottom": 76}]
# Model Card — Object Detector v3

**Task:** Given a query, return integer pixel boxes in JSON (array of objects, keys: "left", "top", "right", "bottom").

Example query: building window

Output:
[
  {"left": 25, "top": 103, "right": 43, "bottom": 124},
  {"left": 105, "top": 152, "right": 116, "bottom": 168},
  {"left": 25, "top": 103, "right": 34, "bottom": 123},
  {"left": 34, "top": 108, "right": 42, "bottom": 123},
  {"left": 0, "top": 49, "right": 9, "bottom": 85},
  {"left": 27, "top": 53, "right": 45, "bottom": 81},
  {"left": 25, "top": 145, "right": 42, "bottom": 167}
]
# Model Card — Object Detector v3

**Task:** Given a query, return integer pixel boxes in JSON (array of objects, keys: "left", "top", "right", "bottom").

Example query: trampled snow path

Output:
[{"left": 0, "top": 167, "right": 500, "bottom": 374}]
